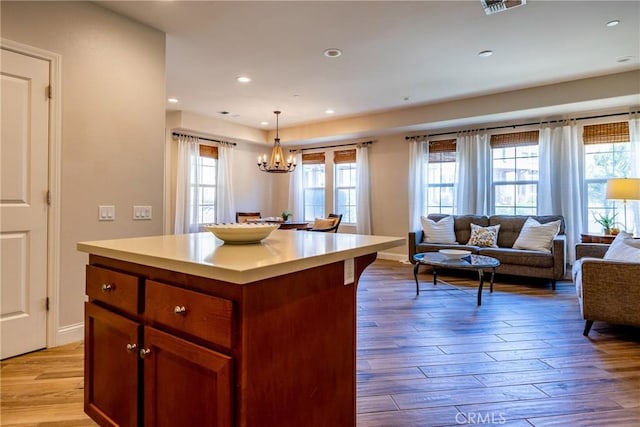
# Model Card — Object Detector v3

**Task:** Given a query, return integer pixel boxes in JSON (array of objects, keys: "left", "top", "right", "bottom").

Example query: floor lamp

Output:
[{"left": 606, "top": 178, "right": 640, "bottom": 232}]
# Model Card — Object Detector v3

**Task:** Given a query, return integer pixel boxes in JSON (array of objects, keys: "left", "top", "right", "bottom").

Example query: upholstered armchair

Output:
[{"left": 574, "top": 243, "right": 640, "bottom": 336}]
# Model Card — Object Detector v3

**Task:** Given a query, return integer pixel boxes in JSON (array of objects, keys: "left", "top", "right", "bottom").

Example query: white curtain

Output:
[
  {"left": 408, "top": 137, "right": 428, "bottom": 231},
  {"left": 455, "top": 132, "right": 491, "bottom": 215},
  {"left": 538, "top": 122, "right": 583, "bottom": 264},
  {"left": 288, "top": 152, "right": 304, "bottom": 221},
  {"left": 356, "top": 145, "right": 372, "bottom": 234},
  {"left": 628, "top": 114, "right": 640, "bottom": 233},
  {"left": 216, "top": 142, "right": 235, "bottom": 223},
  {"left": 537, "top": 127, "right": 555, "bottom": 214},
  {"left": 174, "top": 135, "right": 200, "bottom": 234}
]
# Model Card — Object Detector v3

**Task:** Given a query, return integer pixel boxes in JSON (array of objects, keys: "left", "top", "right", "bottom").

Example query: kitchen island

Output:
[{"left": 78, "top": 230, "right": 403, "bottom": 427}]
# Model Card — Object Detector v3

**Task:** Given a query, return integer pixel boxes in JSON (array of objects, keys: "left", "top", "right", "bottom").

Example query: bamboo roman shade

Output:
[
  {"left": 428, "top": 139, "right": 456, "bottom": 163},
  {"left": 333, "top": 149, "right": 356, "bottom": 164},
  {"left": 583, "top": 121, "right": 630, "bottom": 145},
  {"left": 302, "top": 152, "right": 325, "bottom": 164},
  {"left": 199, "top": 144, "right": 218, "bottom": 159},
  {"left": 490, "top": 130, "right": 539, "bottom": 148}
]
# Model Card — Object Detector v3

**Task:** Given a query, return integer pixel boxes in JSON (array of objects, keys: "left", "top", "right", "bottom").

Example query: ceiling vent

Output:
[{"left": 481, "top": 0, "right": 526, "bottom": 15}]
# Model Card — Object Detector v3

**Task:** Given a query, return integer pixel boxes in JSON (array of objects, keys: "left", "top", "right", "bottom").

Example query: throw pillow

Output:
[
  {"left": 312, "top": 217, "right": 337, "bottom": 230},
  {"left": 467, "top": 223, "right": 500, "bottom": 247},
  {"left": 420, "top": 215, "right": 457, "bottom": 244},
  {"left": 512, "top": 217, "right": 561, "bottom": 253},
  {"left": 604, "top": 231, "right": 640, "bottom": 262}
]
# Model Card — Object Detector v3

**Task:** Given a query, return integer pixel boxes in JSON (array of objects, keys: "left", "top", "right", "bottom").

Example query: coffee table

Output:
[{"left": 413, "top": 252, "right": 500, "bottom": 305}]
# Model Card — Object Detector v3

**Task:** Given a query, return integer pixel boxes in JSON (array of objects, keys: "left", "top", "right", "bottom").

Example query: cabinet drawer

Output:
[
  {"left": 86, "top": 265, "right": 141, "bottom": 315},
  {"left": 145, "top": 280, "right": 234, "bottom": 349}
]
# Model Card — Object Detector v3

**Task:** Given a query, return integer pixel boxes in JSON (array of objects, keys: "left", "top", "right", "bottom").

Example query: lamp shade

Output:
[{"left": 606, "top": 178, "right": 640, "bottom": 201}]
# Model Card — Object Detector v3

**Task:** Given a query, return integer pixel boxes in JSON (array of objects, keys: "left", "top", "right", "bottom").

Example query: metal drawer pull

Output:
[
  {"left": 174, "top": 305, "right": 187, "bottom": 315},
  {"left": 101, "top": 283, "right": 114, "bottom": 292},
  {"left": 126, "top": 343, "right": 137, "bottom": 353},
  {"left": 139, "top": 348, "right": 151, "bottom": 359}
]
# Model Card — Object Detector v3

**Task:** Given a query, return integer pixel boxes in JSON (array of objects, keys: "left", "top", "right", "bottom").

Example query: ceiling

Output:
[{"left": 97, "top": 1, "right": 640, "bottom": 131}]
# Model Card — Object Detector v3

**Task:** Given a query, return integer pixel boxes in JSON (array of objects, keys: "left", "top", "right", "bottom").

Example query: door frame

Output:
[{"left": 1, "top": 38, "right": 62, "bottom": 349}]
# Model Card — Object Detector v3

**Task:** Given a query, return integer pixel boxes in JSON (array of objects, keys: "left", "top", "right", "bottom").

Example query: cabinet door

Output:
[
  {"left": 85, "top": 303, "right": 141, "bottom": 427},
  {"left": 142, "top": 327, "right": 233, "bottom": 427}
]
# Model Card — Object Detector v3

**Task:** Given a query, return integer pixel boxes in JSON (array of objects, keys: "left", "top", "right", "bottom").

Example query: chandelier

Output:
[{"left": 257, "top": 111, "right": 296, "bottom": 173}]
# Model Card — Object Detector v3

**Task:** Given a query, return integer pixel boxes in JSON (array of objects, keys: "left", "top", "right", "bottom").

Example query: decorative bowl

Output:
[
  {"left": 204, "top": 223, "right": 279, "bottom": 244},
  {"left": 439, "top": 249, "right": 472, "bottom": 259}
]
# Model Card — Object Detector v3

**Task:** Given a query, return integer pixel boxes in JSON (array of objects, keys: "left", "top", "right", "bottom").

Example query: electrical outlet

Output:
[
  {"left": 133, "top": 205, "right": 152, "bottom": 220},
  {"left": 98, "top": 205, "right": 115, "bottom": 221}
]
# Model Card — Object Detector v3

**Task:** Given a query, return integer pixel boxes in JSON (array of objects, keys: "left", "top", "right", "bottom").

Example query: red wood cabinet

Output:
[
  {"left": 142, "top": 327, "right": 232, "bottom": 427},
  {"left": 84, "top": 302, "right": 140, "bottom": 427},
  {"left": 84, "top": 253, "right": 376, "bottom": 426}
]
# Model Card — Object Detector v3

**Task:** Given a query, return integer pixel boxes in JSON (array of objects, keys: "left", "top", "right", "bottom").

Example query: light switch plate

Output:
[
  {"left": 344, "top": 258, "right": 354, "bottom": 285},
  {"left": 98, "top": 205, "right": 115, "bottom": 221},
  {"left": 133, "top": 205, "right": 152, "bottom": 220}
]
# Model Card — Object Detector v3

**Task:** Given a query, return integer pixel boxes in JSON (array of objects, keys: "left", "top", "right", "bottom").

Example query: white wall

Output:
[{"left": 1, "top": 1, "right": 166, "bottom": 342}]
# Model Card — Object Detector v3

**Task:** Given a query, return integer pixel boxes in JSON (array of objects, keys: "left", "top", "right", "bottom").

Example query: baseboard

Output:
[
  {"left": 55, "top": 322, "right": 84, "bottom": 347},
  {"left": 377, "top": 251, "right": 409, "bottom": 263}
]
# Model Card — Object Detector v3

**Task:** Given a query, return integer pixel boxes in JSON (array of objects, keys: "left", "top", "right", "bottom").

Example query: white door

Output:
[{"left": 1, "top": 48, "right": 50, "bottom": 359}]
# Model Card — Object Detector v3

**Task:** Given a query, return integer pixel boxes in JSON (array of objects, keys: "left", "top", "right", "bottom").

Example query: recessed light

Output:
[
  {"left": 168, "top": 98, "right": 179, "bottom": 103},
  {"left": 236, "top": 76, "right": 251, "bottom": 83},
  {"left": 325, "top": 109, "right": 335, "bottom": 114},
  {"left": 617, "top": 56, "right": 634, "bottom": 63},
  {"left": 260, "top": 121, "right": 269, "bottom": 126},
  {"left": 606, "top": 20, "right": 620, "bottom": 27},
  {"left": 478, "top": 50, "right": 494, "bottom": 57},
  {"left": 323, "top": 48, "right": 342, "bottom": 58}
]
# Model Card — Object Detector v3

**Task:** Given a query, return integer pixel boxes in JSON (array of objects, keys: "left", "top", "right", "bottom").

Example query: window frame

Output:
[
  {"left": 334, "top": 161, "right": 357, "bottom": 224},
  {"left": 194, "top": 144, "right": 218, "bottom": 227},
  {"left": 490, "top": 132, "right": 540, "bottom": 216},
  {"left": 425, "top": 140, "right": 457, "bottom": 215},
  {"left": 301, "top": 155, "right": 326, "bottom": 222},
  {"left": 582, "top": 122, "right": 633, "bottom": 233}
]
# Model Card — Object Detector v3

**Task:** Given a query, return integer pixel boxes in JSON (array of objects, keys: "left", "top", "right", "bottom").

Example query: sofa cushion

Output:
[
  {"left": 420, "top": 215, "right": 457, "bottom": 244},
  {"left": 428, "top": 214, "right": 488, "bottom": 245},
  {"left": 467, "top": 224, "right": 500, "bottom": 247},
  {"left": 489, "top": 215, "right": 565, "bottom": 247},
  {"left": 604, "top": 232, "right": 640, "bottom": 262},
  {"left": 478, "top": 247, "right": 555, "bottom": 268},
  {"left": 512, "top": 217, "right": 561, "bottom": 253}
]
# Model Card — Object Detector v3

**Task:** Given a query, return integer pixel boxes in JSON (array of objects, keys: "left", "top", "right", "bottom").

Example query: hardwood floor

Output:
[{"left": 2, "top": 259, "right": 639, "bottom": 426}]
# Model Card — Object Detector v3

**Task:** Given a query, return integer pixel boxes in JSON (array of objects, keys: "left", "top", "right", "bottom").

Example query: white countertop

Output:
[{"left": 77, "top": 230, "right": 404, "bottom": 284}]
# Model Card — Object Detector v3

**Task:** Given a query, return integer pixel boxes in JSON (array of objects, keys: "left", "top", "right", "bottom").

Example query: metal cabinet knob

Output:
[
  {"left": 126, "top": 343, "right": 137, "bottom": 353},
  {"left": 101, "top": 283, "right": 114, "bottom": 292},
  {"left": 139, "top": 348, "right": 151, "bottom": 359},
  {"left": 174, "top": 305, "right": 187, "bottom": 315}
]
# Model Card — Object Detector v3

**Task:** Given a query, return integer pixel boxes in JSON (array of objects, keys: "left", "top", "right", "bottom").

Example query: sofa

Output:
[
  {"left": 408, "top": 214, "right": 566, "bottom": 289},
  {"left": 574, "top": 242, "right": 640, "bottom": 336}
]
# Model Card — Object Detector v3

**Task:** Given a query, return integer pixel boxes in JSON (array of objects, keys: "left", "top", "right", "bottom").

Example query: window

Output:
[
  {"left": 491, "top": 131, "right": 539, "bottom": 215},
  {"left": 194, "top": 145, "right": 217, "bottom": 226},
  {"left": 583, "top": 121, "right": 633, "bottom": 233},
  {"left": 426, "top": 139, "right": 456, "bottom": 214},
  {"left": 302, "top": 152, "right": 325, "bottom": 221},
  {"left": 334, "top": 150, "right": 357, "bottom": 223}
]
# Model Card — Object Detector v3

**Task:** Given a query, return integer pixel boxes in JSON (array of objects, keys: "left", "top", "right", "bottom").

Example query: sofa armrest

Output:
[
  {"left": 579, "top": 259, "right": 640, "bottom": 327},
  {"left": 575, "top": 243, "right": 609, "bottom": 260},
  {"left": 408, "top": 229, "right": 423, "bottom": 264},
  {"left": 551, "top": 235, "right": 566, "bottom": 279}
]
